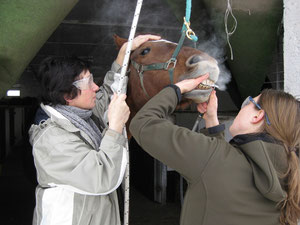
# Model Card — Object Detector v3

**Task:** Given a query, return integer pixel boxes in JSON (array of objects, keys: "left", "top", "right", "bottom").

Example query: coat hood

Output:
[
  {"left": 29, "top": 103, "right": 80, "bottom": 146},
  {"left": 230, "top": 133, "right": 288, "bottom": 202}
]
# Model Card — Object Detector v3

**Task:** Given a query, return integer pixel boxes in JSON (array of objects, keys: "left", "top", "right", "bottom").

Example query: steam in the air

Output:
[
  {"left": 197, "top": 34, "right": 231, "bottom": 91},
  {"left": 92, "top": 0, "right": 231, "bottom": 91}
]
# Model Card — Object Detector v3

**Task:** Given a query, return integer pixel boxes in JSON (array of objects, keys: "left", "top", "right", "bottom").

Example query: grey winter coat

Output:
[{"left": 29, "top": 62, "right": 127, "bottom": 225}]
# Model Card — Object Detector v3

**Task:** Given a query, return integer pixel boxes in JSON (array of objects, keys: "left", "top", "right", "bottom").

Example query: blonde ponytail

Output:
[{"left": 259, "top": 89, "right": 300, "bottom": 225}]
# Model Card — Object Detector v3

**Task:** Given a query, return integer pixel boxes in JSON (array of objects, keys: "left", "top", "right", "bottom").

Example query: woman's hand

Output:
[
  {"left": 116, "top": 34, "right": 161, "bottom": 65},
  {"left": 130, "top": 34, "right": 161, "bottom": 50},
  {"left": 108, "top": 93, "right": 130, "bottom": 133},
  {"left": 175, "top": 74, "right": 209, "bottom": 94},
  {"left": 197, "top": 90, "right": 219, "bottom": 128}
]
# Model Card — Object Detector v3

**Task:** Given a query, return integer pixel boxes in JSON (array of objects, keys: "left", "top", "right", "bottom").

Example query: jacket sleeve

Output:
[
  {"left": 92, "top": 61, "right": 121, "bottom": 124},
  {"left": 33, "top": 125, "right": 127, "bottom": 195},
  {"left": 200, "top": 124, "right": 226, "bottom": 139},
  {"left": 129, "top": 87, "right": 225, "bottom": 182}
]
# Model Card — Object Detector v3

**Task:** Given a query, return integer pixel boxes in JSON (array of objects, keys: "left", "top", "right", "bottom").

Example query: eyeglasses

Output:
[
  {"left": 241, "top": 96, "right": 271, "bottom": 125},
  {"left": 72, "top": 74, "right": 94, "bottom": 90}
]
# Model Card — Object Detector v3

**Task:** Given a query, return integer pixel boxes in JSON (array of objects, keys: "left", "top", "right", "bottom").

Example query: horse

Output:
[{"left": 113, "top": 34, "right": 220, "bottom": 137}]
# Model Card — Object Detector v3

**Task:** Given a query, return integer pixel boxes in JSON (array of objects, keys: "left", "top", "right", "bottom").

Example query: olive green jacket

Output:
[{"left": 130, "top": 87, "right": 288, "bottom": 225}]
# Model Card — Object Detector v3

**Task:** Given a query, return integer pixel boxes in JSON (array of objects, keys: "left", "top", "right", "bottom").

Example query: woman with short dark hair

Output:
[
  {"left": 29, "top": 34, "right": 161, "bottom": 225},
  {"left": 130, "top": 75, "right": 300, "bottom": 225},
  {"left": 37, "top": 56, "right": 90, "bottom": 105}
]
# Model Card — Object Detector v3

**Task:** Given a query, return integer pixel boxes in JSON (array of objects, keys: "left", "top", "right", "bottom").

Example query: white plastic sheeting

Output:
[{"left": 284, "top": 0, "right": 300, "bottom": 99}]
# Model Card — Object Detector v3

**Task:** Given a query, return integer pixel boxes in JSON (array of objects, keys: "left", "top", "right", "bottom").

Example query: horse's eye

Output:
[{"left": 140, "top": 48, "right": 150, "bottom": 55}]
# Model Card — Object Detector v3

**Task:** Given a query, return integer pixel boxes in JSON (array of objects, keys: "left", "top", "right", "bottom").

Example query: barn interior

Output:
[{"left": 0, "top": 0, "right": 284, "bottom": 224}]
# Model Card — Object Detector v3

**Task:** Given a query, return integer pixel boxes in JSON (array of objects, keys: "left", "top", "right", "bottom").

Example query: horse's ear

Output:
[{"left": 113, "top": 34, "right": 127, "bottom": 50}]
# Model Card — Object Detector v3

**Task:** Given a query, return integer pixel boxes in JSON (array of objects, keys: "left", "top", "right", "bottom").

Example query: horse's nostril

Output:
[{"left": 189, "top": 55, "right": 201, "bottom": 65}]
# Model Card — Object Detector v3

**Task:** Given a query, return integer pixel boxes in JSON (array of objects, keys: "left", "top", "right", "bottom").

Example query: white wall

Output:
[
  {"left": 285, "top": 4, "right": 300, "bottom": 224},
  {"left": 284, "top": 0, "right": 300, "bottom": 99}
]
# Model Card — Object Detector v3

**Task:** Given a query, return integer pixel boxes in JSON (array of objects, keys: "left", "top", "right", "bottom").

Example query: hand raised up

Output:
[
  {"left": 116, "top": 34, "right": 161, "bottom": 66},
  {"left": 197, "top": 90, "right": 219, "bottom": 128},
  {"left": 175, "top": 74, "right": 209, "bottom": 94}
]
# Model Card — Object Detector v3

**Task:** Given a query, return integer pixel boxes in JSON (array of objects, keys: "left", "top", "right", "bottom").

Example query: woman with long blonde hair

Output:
[
  {"left": 259, "top": 89, "right": 300, "bottom": 225},
  {"left": 130, "top": 74, "right": 300, "bottom": 225}
]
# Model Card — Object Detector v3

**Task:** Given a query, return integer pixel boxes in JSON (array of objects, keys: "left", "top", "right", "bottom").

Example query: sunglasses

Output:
[
  {"left": 241, "top": 96, "right": 271, "bottom": 125},
  {"left": 72, "top": 74, "right": 94, "bottom": 90}
]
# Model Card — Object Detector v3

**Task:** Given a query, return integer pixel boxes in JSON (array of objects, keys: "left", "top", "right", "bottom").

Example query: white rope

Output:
[
  {"left": 117, "top": 0, "right": 143, "bottom": 92},
  {"left": 116, "top": 1, "right": 143, "bottom": 225},
  {"left": 224, "top": 0, "right": 238, "bottom": 60}
]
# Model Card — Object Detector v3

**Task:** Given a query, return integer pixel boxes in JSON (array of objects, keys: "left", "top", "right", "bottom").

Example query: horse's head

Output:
[{"left": 114, "top": 34, "right": 219, "bottom": 115}]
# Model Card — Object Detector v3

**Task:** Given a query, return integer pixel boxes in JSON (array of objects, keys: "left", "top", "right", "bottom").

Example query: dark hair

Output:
[{"left": 37, "top": 56, "right": 90, "bottom": 105}]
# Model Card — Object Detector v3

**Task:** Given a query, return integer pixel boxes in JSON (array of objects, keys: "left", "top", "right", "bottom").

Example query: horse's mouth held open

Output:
[
  {"left": 114, "top": 34, "right": 221, "bottom": 137},
  {"left": 181, "top": 54, "right": 220, "bottom": 103}
]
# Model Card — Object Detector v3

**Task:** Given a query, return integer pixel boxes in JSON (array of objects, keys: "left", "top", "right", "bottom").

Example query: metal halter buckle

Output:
[{"left": 165, "top": 58, "right": 177, "bottom": 70}]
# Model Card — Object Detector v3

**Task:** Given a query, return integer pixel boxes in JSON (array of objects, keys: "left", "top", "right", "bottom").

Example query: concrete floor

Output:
[{"left": 0, "top": 143, "right": 181, "bottom": 225}]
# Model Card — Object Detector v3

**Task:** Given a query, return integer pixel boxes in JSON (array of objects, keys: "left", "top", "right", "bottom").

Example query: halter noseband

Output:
[{"left": 131, "top": 57, "right": 177, "bottom": 98}]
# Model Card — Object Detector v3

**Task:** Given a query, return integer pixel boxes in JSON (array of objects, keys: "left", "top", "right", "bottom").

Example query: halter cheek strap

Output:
[{"left": 131, "top": 57, "right": 177, "bottom": 98}]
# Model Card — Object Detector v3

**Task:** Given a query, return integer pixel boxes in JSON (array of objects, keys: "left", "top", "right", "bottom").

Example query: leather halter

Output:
[{"left": 131, "top": 31, "right": 186, "bottom": 98}]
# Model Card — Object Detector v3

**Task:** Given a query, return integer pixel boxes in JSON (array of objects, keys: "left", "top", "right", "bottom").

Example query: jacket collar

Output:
[
  {"left": 39, "top": 103, "right": 80, "bottom": 133},
  {"left": 230, "top": 133, "right": 279, "bottom": 146},
  {"left": 36, "top": 103, "right": 97, "bottom": 149}
]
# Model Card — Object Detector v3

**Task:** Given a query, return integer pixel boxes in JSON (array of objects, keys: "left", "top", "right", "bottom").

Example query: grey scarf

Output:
[{"left": 54, "top": 104, "right": 102, "bottom": 150}]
